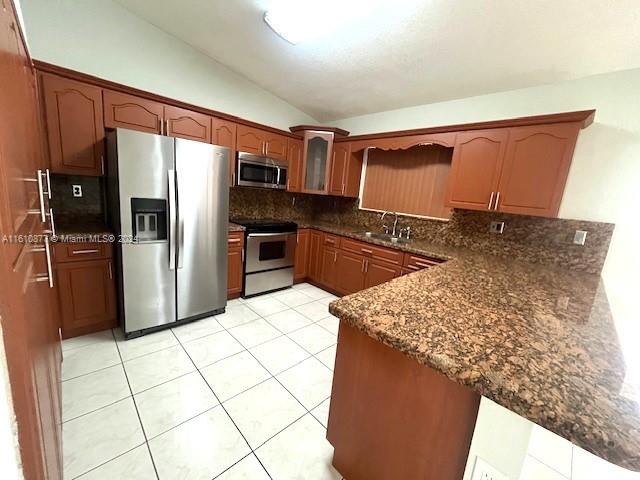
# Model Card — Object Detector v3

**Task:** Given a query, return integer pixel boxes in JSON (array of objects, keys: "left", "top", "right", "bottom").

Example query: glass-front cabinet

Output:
[{"left": 302, "top": 130, "right": 334, "bottom": 194}]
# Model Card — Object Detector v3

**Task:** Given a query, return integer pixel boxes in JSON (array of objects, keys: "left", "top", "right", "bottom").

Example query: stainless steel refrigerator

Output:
[{"left": 106, "top": 128, "right": 229, "bottom": 338}]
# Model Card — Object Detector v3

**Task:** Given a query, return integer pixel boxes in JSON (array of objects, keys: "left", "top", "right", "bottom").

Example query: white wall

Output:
[{"left": 19, "top": 0, "right": 317, "bottom": 130}]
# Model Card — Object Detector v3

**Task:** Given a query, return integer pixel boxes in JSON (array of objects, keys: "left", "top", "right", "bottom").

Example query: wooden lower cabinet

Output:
[
  {"left": 294, "top": 229, "right": 310, "bottom": 282},
  {"left": 307, "top": 230, "right": 323, "bottom": 283},
  {"left": 336, "top": 251, "right": 366, "bottom": 294},
  {"left": 320, "top": 246, "right": 339, "bottom": 290},
  {"left": 364, "top": 259, "right": 401, "bottom": 289},
  {"left": 227, "top": 232, "right": 244, "bottom": 298},
  {"left": 302, "top": 229, "right": 441, "bottom": 295},
  {"left": 56, "top": 255, "right": 117, "bottom": 339}
]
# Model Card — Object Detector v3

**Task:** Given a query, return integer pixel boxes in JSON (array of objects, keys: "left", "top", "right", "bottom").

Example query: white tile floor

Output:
[
  {"left": 61, "top": 282, "right": 638, "bottom": 480},
  {"left": 521, "top": 425, "right": 640, "bottom": 480},
  {"left": 61, "top": 282, "right": 342, "bottom": 480}
]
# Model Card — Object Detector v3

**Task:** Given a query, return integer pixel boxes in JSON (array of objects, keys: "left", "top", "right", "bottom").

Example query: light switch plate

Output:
[
  {"left": 72, "top": 185, "right": 82, "bottom": 197},
  {"left": 471, "top": 456, "right": 508, "bottom": 480},
  {"left": 489, "top": 221, "right": 505, "bottom": 234},
  {"left": 573, "top": 230, "right": 587, "bottom": 245}
]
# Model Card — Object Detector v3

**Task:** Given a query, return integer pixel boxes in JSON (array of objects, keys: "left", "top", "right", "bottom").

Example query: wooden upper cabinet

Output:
[
  {"left": 236, "top": 124, "right": 265, "bottom": 156},
  {"left": 287, "top": 138, "right": 304, "bottom": 192},
  {"left": 211, "top": 117, "right": 237, "bottom": 185},
  {"left": 264, "top": 132, "right": 288, "bottom": 161},
  {"left": 329, "top": 142, "right": 348, "bottom": 195},
  {"left": 41, "top": 73, "right": 105, "bottom": 175},
  {"left": 164, "top": 105, "right": 211, "bottom": 143},
  {"left": 328, "top": 142, "right": 362, "bottom": 198},
  {"left": 103, "top": 90, "right": 163, "bottom": 134},
  {"left": 302, "top": 130, "right": 335, "bottom": 194},
  {"left": 446, "top": 129, "right": 508, "bottom": 211},
  {"left": 343, "top": 146, "right": 363, "bottom": 198},
  {"left": 236, "top": 125, "right": 288, "bottom": 161},
  {"left": 496, "top": 123, "right": 580, "bottom": 217}
]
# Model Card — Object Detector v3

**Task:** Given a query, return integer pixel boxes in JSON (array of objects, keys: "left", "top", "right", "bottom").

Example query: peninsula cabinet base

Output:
[{"left": 327, "top": 321, "right": 480, "bottom": 480}]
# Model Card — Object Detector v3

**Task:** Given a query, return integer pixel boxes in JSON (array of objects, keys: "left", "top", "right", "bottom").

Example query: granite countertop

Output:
[
  {"left": 228, "top": 222, "right": 245, "bottom": 232},
  {"left": 307, "top": 221, "right": 640, "bottom": 472}
]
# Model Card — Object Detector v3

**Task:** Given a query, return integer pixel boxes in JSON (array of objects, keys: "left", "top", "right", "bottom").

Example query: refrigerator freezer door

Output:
[
  {"left": 175, "top": 139, "right": 229, "bottom": 320},
  {"left": 115, "top": 129, "right": 177, "bottom": 334}
]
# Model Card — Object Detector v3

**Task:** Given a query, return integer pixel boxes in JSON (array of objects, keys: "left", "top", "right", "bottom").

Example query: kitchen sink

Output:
[{"left": 363, "top": 231, "right": 410, "bottom": 244}]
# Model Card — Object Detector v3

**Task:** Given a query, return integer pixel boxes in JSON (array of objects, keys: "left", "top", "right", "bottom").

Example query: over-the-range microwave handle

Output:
[{"left": 168, "top": 169, "right": 176, "bottom": 270}]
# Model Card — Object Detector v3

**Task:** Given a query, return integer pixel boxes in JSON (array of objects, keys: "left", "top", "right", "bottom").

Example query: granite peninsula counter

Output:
[{"left": 326, "top": 238, "right": 640, "bottom": 475}]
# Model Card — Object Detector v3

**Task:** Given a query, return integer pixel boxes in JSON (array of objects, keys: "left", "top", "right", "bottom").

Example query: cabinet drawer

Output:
[
  {"left": 228, "top": 232, "right": 244, "bottom": 250},
  {"left": 403, "top": 253, "right": 444, "bottom": 271},
  {"left": 323, "top": 233, "right": 340, "bottom": 247},
  {"left": 340, "top": 237, "right": 403, "bottom": 265},
  {"left": 54, "top": 242, "right": 112, "bottom": 263}
]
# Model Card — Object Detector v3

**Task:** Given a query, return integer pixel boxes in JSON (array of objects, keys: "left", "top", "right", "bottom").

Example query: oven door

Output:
[
  {"left": 245, "top": 232, "right": 296, "bottom": 273},
  {"left": 237, "top": 158, "right": 286, "bottom": 189}
]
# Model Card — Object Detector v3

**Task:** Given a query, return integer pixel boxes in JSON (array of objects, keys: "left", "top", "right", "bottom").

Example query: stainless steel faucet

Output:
[
  {"left": 381, "top": 211, "right": 391, "bottom": 234},
  {"left": 381, "top": 211, "right": 399, "bottom": 236}
]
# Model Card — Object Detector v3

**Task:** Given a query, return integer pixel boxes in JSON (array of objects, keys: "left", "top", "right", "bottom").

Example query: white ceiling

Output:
[{"left": 115, "top": 0, "right": 640, "bottom": 122}]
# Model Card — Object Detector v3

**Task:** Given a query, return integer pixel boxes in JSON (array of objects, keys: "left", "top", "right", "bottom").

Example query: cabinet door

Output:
[
  {"left": 287, "top": 138, "right": 304, "bottom": 192},
  {"left": 41, "top": 74, "right": 105, "bottom": 175},
  {"left": 227, "top": 249, "right": 243, "bottom": 298},
  {"left": 164, "top": 105, "right": 211, "bottom": 143},
  {"left": 56, "top": 259, "right": 117, "bottom": 338},
  {"left": 236, "top": 124, "right": 265, "bottom": 156},
  {"left": 212, "top": 117, "right": 237, "bottom": 185},
  {"left": 496, "top": 123, "right": 580, "bottom": 217},
  {"left": 329, "top": 142, "right": 348, "bottom": 195},
  {"left": 364, "top": 259, "right": 401, "bottom": 289},
  {"left": 103, "top": 90, "right": 163, "bottom": 134},
  {"left": 264, "top": 132, "right": 288, "bottom": 161},
  {"left": 303, "top": 131, "right": 334, "bottom": 194},
  {"left": 336, "top": 251, "right": 366, "bottom": 295},
  {"left": 320, "top": 246, "right": 339, "bottom": 290},
  {"left": 307, "top": 230, "right": 323, "bottom": 283},
  {"left": 446, "top": 129, "right": 508, "bottom": 211},
  {"left": 343, "top": 145, "right": 363, "bottom": 198},
  {"left": 294, "top": 229, "right": 309, "bottom": 281}
]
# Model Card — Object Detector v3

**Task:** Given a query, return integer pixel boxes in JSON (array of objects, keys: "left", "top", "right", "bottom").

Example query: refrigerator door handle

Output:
[
  {"left": 168, "top": 169, "right": 176, "bottom": 270},
  {"left": 177, "top": 171, "right": 185, "bottom": 269}
]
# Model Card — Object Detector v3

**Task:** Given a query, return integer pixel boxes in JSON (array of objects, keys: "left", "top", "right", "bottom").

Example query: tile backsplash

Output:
[{"left": 230, "top": 187, "right": 614, "bottom": 274}]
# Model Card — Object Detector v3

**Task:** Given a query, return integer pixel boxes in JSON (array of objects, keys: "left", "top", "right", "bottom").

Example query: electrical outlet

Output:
[
  {"left": 573, "top": 230, "right": 587, "bottom": 245},
  {"left": 489, "top": 221, "right": 505, "bottom": 234},
  {"left": 471, "top": 457, "right": 509, "bottom": 480},
  {"left": 72, "top": 185, "right": 83, "bottom": 198}
]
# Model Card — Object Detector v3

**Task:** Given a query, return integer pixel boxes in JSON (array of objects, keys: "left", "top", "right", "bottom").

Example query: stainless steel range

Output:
[{"left": 232, "top": 219, "right": 297, "bottom": 297}]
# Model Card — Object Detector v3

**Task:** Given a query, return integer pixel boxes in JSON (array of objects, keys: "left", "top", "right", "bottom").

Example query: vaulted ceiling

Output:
[{"left": 115, "top": 0, "right": 640, "bottom": 122}]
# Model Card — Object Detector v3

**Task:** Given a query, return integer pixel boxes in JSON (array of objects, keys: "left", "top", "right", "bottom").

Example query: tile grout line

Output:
[
  {"left": 167, "top": 328, "right": 274, "bottom": 480},
  {"left": 110, "top": 329, "right": 162, "bottom": 480},
  {"left": 222, "top": 315, "right": 332, "bottom": 433}
]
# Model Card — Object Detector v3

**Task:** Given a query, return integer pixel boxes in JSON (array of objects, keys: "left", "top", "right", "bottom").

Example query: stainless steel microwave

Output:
[{"left": 236, "top": 152, "right": 288, "bottom": 189}]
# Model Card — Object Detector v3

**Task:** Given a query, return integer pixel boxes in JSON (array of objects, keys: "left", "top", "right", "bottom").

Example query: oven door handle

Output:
[
  {"left": 247, "top": 232, "right": 296, "bottom": 238},
  {"left": 276, "top": 166, "right": 281, "bottom": 186}
]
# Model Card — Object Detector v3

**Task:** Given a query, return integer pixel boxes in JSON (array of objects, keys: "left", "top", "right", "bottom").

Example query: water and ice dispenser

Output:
[{"left": 130, "top": 198, "right": 168, "bottom": 242}]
